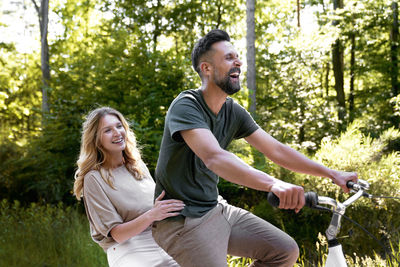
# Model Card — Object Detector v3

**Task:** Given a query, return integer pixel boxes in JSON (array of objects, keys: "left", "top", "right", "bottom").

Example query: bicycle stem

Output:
[{"left": 320, "top": 189, "right": 366, "bottom": 240}]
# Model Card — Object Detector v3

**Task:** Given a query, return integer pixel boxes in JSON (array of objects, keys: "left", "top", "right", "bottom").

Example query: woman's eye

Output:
[{"left": 105, "top": 129, "right": 111, "bottom": 133}]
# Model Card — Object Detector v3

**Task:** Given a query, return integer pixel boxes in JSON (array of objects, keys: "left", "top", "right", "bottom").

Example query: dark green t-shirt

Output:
[{"left": 155, "top": 89, "right": 259, "bottom": 217}]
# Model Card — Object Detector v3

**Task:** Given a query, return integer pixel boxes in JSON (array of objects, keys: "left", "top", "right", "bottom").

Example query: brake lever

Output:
[{"left": 346, "top": 178, "right": 370, "bottom": 192}]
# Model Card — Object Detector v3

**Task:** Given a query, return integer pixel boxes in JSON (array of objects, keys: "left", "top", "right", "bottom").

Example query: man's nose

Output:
[{"left": 235, "top": 58, "right": 242, "bottom": 67}]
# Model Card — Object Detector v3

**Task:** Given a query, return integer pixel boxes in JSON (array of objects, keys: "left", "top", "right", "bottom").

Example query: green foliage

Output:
[
  {"left": 262, "top": 121, "right": 400, "bottom": 264},
  {"left": 51, "top": 33, "right": 194, "bottom": 172},
  {"left": 0, "top": 138, "right": 24, "bottom": 200},
  {"left": 227, "top": 255, "right": 253, "bottom": 267},
  {"left": 223, "top": 116, "right": 400, "bottom": 265},
  {"left": 311, "top": 0, "right": 396, "bottom": 134},
  {"left": 0, "top": 198, "right": 396, "bottom": 267},
  {"left": 1, "top": 0, "right": 400, "bottom": 265},
  {"left": 298, "top": 232, "right": 399, "bottom": 267},
  {"left": 0, "top": 199, "right": 106, "bottom": 266},
  {"left": 254, "top": 0, "right": 399, "bottom": 149},
  {"left": 254, "top": 0, "right": 342, "bottom": 151},
  {"left": 0, "top": 50, "right": 42, "bottom": 144},
  {"left": 314, "top": 123, "right": 400, "bottom": 261},
  {"left": 2, "top": 0, "right": 399, "bottom": 203}
]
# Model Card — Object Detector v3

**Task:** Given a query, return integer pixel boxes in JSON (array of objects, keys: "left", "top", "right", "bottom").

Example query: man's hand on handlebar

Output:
[
  {"left": 330, "top": 170, "right": 358, "bottom": 193},
  {"left": 269, "top": 171, "right": 359, "bottom": 213},
  {"left": 270, "top": 181, "right": 305, "bottom": 213}
]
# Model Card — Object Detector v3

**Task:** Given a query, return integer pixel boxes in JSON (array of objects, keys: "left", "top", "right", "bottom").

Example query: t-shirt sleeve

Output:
[
  {"left": 83, "top": 173, "right": 123, "bottom": 238},
  {"left": 168, "top": 96, "right": 210, "bottom": 142},
  {"left": 233, "top": 101, "right": 260, "bottom": 139}
]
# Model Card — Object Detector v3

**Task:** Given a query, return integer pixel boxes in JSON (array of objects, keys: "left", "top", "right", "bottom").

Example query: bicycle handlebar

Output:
[
  {"left": 266, "top": 179, "right": 400, "bottom": 264},
  {"left": 267, "top": 191, "right": 319, "bottom": 208},
  {"left": 267, "top": 179, "right": 369, "bottom": 209}
]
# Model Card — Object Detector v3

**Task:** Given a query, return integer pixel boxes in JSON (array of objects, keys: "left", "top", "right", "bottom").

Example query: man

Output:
[{"left": 152, "top": 29, "right": 357, "bottom": 267}]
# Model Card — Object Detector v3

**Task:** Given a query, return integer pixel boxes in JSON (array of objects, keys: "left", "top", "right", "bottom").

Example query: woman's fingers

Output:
[
  {"left": 155, "top": 191, "right": 184, "bottom": 205},
  {"left": 155, "top": 190, "right": 166, "bottom": 202},
  {"left": 153, "top": 202, "right": 185, "bottom": 221},
  {"left": 154, "top": 192, "right": 185, "bottom": 221},
  {"left": 155, "top": 201, "right": 185, "bottom": 213},
  {"left": 161, "top": 202, "right": 185, "bottom": 211},
  {"left": 159, "top": 199, "right": 184, "bottom": 205},
  {"left": 167, "top": 203, "right": 185, "bottom": 211}
]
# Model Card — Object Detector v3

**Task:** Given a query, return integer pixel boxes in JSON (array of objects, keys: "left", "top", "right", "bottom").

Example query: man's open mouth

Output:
[{"left": 229, "top": 68, "right": 241, "bottom": 80}]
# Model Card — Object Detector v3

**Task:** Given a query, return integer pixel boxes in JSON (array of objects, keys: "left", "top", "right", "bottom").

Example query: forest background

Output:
[{"left": 1, "top": 0, "right": 400, "bottom": 266}]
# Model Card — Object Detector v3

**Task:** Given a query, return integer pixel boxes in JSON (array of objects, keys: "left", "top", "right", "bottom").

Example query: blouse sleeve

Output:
[{"left": 83, "top": 173, "right": 123, "bottom": 238}]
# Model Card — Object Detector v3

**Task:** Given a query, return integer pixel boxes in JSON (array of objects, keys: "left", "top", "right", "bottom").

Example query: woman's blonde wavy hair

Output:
[{"left": 73, "top": 107, "right": 145, "bottom": 200}]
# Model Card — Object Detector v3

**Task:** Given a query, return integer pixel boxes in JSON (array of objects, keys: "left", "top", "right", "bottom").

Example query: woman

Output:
[{"left": 73, "top": 107, "right": 183, "bottom": 267}]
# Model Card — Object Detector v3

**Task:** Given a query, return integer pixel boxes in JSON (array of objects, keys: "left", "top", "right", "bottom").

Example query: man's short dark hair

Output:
[{"left": 191, "top": 29, "right": 231, "bottom": 75}]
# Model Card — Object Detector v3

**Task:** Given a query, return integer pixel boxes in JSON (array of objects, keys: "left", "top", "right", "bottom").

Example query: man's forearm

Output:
[
  {"left": 203, "top": 149, "right": 279, "bottom": 192},
  {"left": 269, "top": 144, "right": 336, "bottom": 179},
  {"left": 246, "top": 129, "right": 336, "bottom": 180}
]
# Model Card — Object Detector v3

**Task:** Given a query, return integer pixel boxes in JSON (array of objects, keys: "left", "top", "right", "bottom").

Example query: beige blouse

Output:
[{"left": 83, "top": 162, "right": 155, "bottom": 251}]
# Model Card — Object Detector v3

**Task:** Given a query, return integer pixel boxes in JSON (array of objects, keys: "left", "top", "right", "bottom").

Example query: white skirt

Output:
[{"left": 107, "top": 229, "right": 179, "bottom": 267}]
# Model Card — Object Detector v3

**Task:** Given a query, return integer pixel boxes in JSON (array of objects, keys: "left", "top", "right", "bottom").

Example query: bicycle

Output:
[{"left": 267, "top": 179, "right": 400, "bottom": 267}]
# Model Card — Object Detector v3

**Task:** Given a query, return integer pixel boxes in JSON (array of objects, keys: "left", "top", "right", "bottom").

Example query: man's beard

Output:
[{"left": 214, "top": 67, "right": 241, "bottom": 95}]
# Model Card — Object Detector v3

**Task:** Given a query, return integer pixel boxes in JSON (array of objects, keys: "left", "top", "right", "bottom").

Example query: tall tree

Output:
[
  {"left": 332, "top": 0, "right": 346, "bottom": 123},
  {"left": 152, "top": 0, "right": 162, "bottom": 53},
  {"left": 297, "top": 0, "right": 301, "bottom": 28},
  {"left": 31, "top": 0, "right": 50, "bottom": 113},
  {"left": 391, "top": 1, "right": 399, "bottom": 98},
  {"left": 247, "top": 0, "right": 256, "bottom": 115},
  {"left": 349, "top": 32, "right": 355, "bottom": 122},
  {"left": 325, "top": 61, "right": 330, "bottom": 98},
  {"left": 391, "top": 1, "right": 399, "bottom": 127}
]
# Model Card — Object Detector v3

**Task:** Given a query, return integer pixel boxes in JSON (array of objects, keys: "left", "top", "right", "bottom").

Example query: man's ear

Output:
[{"left": 200, "top": 62, "right": 212, "bottom": 76}]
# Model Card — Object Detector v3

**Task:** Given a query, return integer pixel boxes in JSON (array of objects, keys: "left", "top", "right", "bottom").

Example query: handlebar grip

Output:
[
  {"left": 267, "top": 192, "right": 318, "bottom": 208},
  {"left": 267, "top": 192, "right": 280, "bottom": 207},
  {"left": 346, "top": 181, "right": 355, "bottom": 189}
]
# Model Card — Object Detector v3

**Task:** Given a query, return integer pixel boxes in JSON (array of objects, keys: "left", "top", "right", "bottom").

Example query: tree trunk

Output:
[
  {"left": 216, "top": 0, "right": 222, "bottom": 29},
  {"left": 247, "top": 0, "right": 256, "bottom": 115},
  {"left": 299, "top": 102, "right": 305, "bottom": 143},
  {"left": 153, "top": 0, "right": 161, "bottom": 53},
  {"left": 391, "top": 1, "right": 399, "bottom": 97},
  {"left": 297, "top": 0, "right": 301, "bottom": 28},
  {"left": 391, "top": 1, "right": 399, "bottom": 127},
  {"left": 332, "top": 0, "right": 346, "bottom": 123},
  {"left": 349, "top": 32, "right": 356, "bottom": 122},
  {"left": 325, "top": 61, "right": 330, "bottom": 98},
  {"left": 32, "top": 0, "right": 50, "bottom": 113}
]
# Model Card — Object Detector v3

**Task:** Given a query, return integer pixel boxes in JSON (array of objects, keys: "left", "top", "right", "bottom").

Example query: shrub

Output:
[{"left": 297, "top": 121, "right": 400, "bottom": 263}]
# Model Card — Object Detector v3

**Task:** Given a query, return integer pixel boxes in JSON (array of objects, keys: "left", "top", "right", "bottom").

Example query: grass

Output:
[
  {"left": 0, "top": 199, "right": 107, "bottom": 267},
  {"left": 0, "top": 199, "right": 398, "bottom": 267}
]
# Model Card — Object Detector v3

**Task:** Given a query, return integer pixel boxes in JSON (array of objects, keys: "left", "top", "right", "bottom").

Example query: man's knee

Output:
[
  {"left": 284, "top": 240, "right": 299, "bottom": 265},
  {"left": 256, "top": 236, "right": 299, "bottom": 267},
  {"left": 274, "top": 235, "right": 299, "bottom": 264}
]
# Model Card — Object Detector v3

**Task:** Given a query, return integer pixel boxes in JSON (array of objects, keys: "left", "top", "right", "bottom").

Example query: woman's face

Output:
[{"left": 98, "top": 114, "right": 126, "bottom": 156}]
